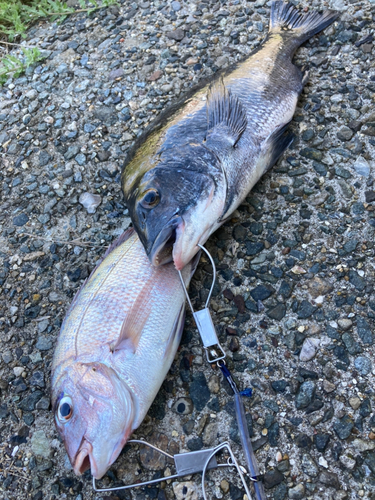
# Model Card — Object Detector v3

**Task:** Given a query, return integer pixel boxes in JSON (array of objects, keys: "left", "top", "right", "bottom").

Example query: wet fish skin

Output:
[
  {"left": 51, "top": 228, "right": 196, "bottom": 479},
  {"left": 122, "top": 2, "right": 339, "bottom": 270}
]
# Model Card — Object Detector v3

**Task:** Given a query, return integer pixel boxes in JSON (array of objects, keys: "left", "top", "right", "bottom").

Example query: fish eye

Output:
[
  {"left": 140, "top": 189, "right": 160, "bottom": 209},
  {"left": 57, "top": 396, "right": 73, "bottom": 424}
]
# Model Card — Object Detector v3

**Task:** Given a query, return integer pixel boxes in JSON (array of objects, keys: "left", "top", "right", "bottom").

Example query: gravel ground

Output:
[{"left": 1, "top": 0, "right": 375, "bottom": 499}]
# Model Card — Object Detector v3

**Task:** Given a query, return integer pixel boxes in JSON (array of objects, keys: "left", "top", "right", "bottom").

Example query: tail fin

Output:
[{"left": 270, "top": 1, "right": 339, "bottom": 45}]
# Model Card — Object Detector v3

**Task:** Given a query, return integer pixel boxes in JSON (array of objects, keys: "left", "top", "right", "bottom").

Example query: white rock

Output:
[
  {"left": 31, "top": 430, "right": 51, "bottom": 459},
  {"left": 172, "top": 481, "right": 198, "bottom": 500},
  {"left": 299, "top": 338, "right": 320, "bottom": 362},
  {"left": 352, "top": 439, "right": 375, "bottom": 452},
  {"left": 79, "top": 192, "right": 102, "bottom": 214},
  {"left": 13, "top": 367, "right": 24, "bottom": 377},
  {"left": 319, "top": 456, "right": 328, "bottom": 468},
  {"left": 353, "top": 156, "right": 370, "bottom": 177}
]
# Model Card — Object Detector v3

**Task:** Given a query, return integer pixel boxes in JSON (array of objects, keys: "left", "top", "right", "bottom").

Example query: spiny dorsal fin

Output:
[{"left": 205, "top": 78, "right": 247, "bottom": 152}]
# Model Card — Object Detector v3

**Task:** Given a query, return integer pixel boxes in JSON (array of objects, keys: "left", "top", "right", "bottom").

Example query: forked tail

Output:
[{"left": 269, "top": 1, "right": 339, "bottom": 49}]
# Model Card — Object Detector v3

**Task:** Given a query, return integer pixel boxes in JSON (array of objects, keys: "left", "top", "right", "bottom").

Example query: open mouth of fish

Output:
[
  {"left": 74, "top": 441, "right": 93, "bottom": 475},
  {"left": 149, "top": 216, "right": 183, "bottom": 267}
]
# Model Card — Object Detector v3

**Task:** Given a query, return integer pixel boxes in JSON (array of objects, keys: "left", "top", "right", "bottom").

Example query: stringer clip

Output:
[
  {"left": 178, "top": 244, "right": 225, "bottom": 363},
  {"left": 92, "top": 439, "right": 253, "bottom": 500}
]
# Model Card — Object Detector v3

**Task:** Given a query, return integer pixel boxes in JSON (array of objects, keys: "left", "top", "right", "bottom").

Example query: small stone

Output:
[
  {"left": 140, "top": 433, "right": 167, "bottom": 470},
  {"left": 352, "top": 438, "right": 375, "bottom": 452},
  {"left": 307, "top": 277, "right": 333, "bottom": 297},
  {"left": 264, "top": 469, "right": 284, "bottom": 489},
  {"left": 353, "top": 156, "right": 370, "bottom": 177},
  {"left": 319, "top": 471, "right": 340, "bottom": 489},
  {"left": 220, "top": 480, "right": 229, "bottom": 494},
  {"left": 339, "top": 454, "right": 356, "bottom": 470},
  {"left": 288, "top": 483, "right": 305, "bottom": 499},
  {"left": 333, "top": 415, "right": 354, "bottom": 440},
  {"left": 250, "top": 285, "right": 274, "bottom": 301},
  {"left": 314, "top": 433, "right": 330, "bottom": 452},
  {"left": 337, "top": 126, "right": 354, "bottom": 141},
  {"left": 266, "top": 303, "right": 286, "bottom": 320},
  {"left": 189, "top": 372, "right": 210, "bottom": 411},
  {"left": 171, "top": 1, "right": 181, "bottom": 10},
  {"left": 323, "top": 380, "right": 336, "bottom": 393},
  {"left": 13, "top": 213, "right": 29, "bottom": 226},
  {"left": 365, "top": 190, "right": 375, "bottom": 203},
  {"left": 172, "top": 481, "right": 198, "bottom": 500},
  {"left": 299, "top": 338, "right": 320, "bottom": 362},
  {"left": 109, "top": 68, "right": 124, "bottom": 80},
  {"left": 301, "top": 454, "right": 318, "bottom": 477},
  {"left": 354, "top": 356, "right": 372, "bottom": 375},
  {"left": 79, "top": 192, "right": 102, "bottom": 214},
  {"left": 166, "top": 29, "right": 185, "bottom": 41},
  {"left": 338, "top": 318, "right": 352, "bottom": 331},
  {"left": 297, "top": 300, "right": 317, "bottom": 319},
  {"left": 148, "top": 70, "right": 163, "bottom": 81},
  {"left": 208, "top": 375, "right": 220, "bottom": 394},
  {"left": 357, "top": 317, "right": 373, "bottom": 344},
  {"left": 35, "top": 336, "right": 53, "bottom": 351},
  {"left": 31, "top": 430, "right": 51, "bottom": 458},
  {"left": 295, "top": 381, "right": 315, "bottom": 409}
]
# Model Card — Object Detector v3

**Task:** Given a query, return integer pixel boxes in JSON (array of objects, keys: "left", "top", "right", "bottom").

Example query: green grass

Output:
[
  {"left": 0, "top": 0, "right": 118, "bottom": 84},
  {"left": 0, "top": 46, "right": 44, "bottom": 84}
]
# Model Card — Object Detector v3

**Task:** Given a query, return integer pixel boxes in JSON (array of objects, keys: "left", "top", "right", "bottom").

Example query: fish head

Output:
[
  {"left": 52, "top": 361, "right": 135, "bottom": 479},
  {"left": 126, "top": 145, "right": 225, "bottom": 270}
]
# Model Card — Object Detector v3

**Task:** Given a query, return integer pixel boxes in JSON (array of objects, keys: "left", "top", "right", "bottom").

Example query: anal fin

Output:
[{"left": 262, "top": 123, "right": 294, "bottom": 173}]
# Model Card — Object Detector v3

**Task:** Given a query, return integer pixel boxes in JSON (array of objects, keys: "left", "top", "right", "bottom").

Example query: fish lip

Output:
[
  {"left": 74, "top": 440, "right": 93, "bottom": 476},
  {"left": 149, "top": 216, "right": 183, "bottom": 266}
]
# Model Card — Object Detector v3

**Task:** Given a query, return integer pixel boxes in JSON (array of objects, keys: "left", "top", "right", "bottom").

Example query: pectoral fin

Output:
[
  {"left": 111, "top": 287, "right": 151, "bottom": 354},
  {"left": 261, "top": 122, "right": 294, "bottom": 173},
  {"left": 163, "top": 304, "right": 185, "bottom": 360},
  {"left": 205, "top": 78, "right": 247, "bottom": 153}
]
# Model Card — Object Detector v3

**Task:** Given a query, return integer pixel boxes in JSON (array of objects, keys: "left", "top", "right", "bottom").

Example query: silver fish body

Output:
[
  {"left": 122, "top": 2, "right": 339, "bottom": 270},
  {"left": 51, "top": 228, "right": 195, "bottom": 479}
]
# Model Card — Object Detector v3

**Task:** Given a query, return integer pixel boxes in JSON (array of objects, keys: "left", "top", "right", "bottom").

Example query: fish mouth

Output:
[
  {"left": 149, "top": 216, "right": 183, "bottom": 267},
  {"left": 74, "top": 441, "right": 93, "bottom": 476}
]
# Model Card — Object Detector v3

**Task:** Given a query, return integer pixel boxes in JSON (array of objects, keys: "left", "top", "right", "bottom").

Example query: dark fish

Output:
[{"left": 122, "top": 2, "right": 339, "bottom": 270}]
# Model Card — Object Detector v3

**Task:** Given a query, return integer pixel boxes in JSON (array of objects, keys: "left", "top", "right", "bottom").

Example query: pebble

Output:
[
  {"left": 79, "top": 192, "right": 102, "bottom": 214},
  {"left": 299, "top": 338, "right": 320, "bottom": 362},
  {"left": 337, "top": 318, "right": 353, "bottom": 331},
  {"left": 288, "top": 483, "right": 305, "bottom": 499},
  {"left": 31, "top": 430, "right": 51, "bottom": 459},
  {"left": 353, "top": 156, "right": 370, "bottom": 177},
  {"left": 172, "top": 481, "right": 198, "bottom": 500},
  {"left": 354, "top": 356, "right": 372, "bottom": 375},
  {"left": 295, "top": 381, "right": 315, "bottom": 409},
  {"left": 334, "top": 415, "right": 354, "bottom": 440}
]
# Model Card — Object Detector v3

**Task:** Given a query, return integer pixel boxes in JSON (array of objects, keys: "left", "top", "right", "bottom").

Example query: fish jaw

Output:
[
  {"left": 73, "top": 428, "right": 133, "bottom": 479},
  {"left": 172, "top": 188, "right": 225, "bottom": 271},
  {"left": 149, "top": 215, "right": 183, "bottom": 266}
]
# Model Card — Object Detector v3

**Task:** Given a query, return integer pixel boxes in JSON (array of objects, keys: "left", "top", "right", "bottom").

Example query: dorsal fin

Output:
[{"left": 205, "top": 78, "right": 247, "bottom": 153}]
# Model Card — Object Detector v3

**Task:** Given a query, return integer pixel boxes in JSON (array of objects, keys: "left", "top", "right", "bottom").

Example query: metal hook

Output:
[{"left": 178, "top": 245, "right": 225, "bottom": 364}]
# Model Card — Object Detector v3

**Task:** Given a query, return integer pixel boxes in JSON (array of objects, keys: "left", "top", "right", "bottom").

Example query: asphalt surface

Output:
[{"left": 0, "top": 0, "right": 375, "bottom": 499}]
